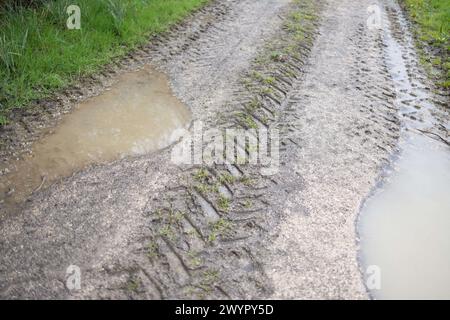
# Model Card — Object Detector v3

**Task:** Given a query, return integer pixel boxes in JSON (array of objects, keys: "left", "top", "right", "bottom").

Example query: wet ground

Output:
[
  {"left": 0, "top": 65, "right": 190, "bottom": 208},
  {"left": 358, "top": 1, "right": 450, "bottom": 300},
  {"left": 0, "top": 0, "right": 448, "bottom": 299},
  {"left": 359, "top": 134, "right": 450, "bottom": 299}
]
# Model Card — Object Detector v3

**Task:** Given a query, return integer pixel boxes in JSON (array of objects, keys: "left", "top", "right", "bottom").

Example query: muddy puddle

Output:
[
  {"left": 358, "top": 7, "right": 450, "bottom": 300},
  {"left": 0, "top": 65, "right": 191, "bottom": 209},
  {"left": 359, "top": 135, "right": 450, "bottom": 299}
]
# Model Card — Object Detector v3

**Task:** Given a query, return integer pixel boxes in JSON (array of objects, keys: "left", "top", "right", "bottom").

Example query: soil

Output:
[{"left": 0, "top": 0, "right": 448, "bottom": 299}]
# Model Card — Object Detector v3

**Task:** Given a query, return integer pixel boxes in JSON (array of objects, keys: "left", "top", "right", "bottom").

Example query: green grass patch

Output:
[
  {"left": 401, "top": 0, "right": 449, "bottom": 88},
  {"left": 0, "top": 0, "right": 209, "bottom": 124},
  {"left": 207, "top": 218, "right": 231, "bottom": 242}
]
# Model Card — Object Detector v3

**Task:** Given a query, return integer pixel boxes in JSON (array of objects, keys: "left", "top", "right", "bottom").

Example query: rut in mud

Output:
[
  {"left": 358, "top": 0, "right": 450, "bottom": 300},
  {"left": 0, "top": 0, "right": 448, "bottom": 300}
]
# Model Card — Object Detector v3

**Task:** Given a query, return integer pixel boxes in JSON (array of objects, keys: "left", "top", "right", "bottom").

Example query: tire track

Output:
[
  {"left": 0, "top": 0, "right": 307, "bottom": 299},
  {"left": 264, "top": 0, "right": 402, "bottom": 299}
]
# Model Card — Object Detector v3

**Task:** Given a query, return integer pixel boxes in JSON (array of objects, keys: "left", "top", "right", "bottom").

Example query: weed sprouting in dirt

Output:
[{"left": 208, "top": 218, "right": 232, "bottom": 242}]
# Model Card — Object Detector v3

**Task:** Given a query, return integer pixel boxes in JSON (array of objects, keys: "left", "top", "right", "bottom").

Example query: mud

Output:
[
  {"left": 0, "top": 0, "right": 447, "bottom": 300},
  {"left": 0, "top": 65, "right": 190, "bottom": 208},
  {"left": 0, "top": 0, "right": 303, "bottom": 299},
  {"left": 264, "top": 0, "right": 404, "bottom": 299},
  {"left": 358, "top": 0, "right": 450, "bottom": 300}
]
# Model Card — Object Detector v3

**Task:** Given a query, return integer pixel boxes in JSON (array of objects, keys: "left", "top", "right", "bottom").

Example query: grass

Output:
[
  {"left": 401, "top": 0, "right": 450, "bottom": 88},
  {"left": 126, "top": 278, "right": 140, "bottom": 293},
  {"left": 194, "top": 168, "right": 209, "bottom": 181},
  {"left": 187, "top": 250, "right": 202, "bottom": 267},
  {"left": 217, "top": 194, "right": 230, "bottom": 212},
  {"left": 238, "top": 112, "right": 258, "bottom": 129},
  {"left": 0, "top": 0, "right": 209, "bottom": 124},
  {"left": 218, "top": 172, "right": 235, "bottom": 185},
  {"left": 145, "top": 241, "right": 158, "bottom": 259},
  {"left": 158, "top": 225, "right": 176, "bottom": 241},
  {"left": 207, "top": 218, "right": 231, "bottom": 242}
]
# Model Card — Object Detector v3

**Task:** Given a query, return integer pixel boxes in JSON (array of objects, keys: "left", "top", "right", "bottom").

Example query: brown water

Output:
[
  {"left": 358, "top": 6, "right": 450, "bottom": 299},
  {"left": 0, "top": 65, "right": 191, "bottom": 207},
  {"left": 359, "top": 135, "right": 450, "bottom": 299}
]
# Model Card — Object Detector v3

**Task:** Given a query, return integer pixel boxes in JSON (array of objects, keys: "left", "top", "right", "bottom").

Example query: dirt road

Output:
[{"left": 0, "top": 0, "right": 447, "bottom": 299}]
